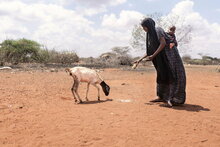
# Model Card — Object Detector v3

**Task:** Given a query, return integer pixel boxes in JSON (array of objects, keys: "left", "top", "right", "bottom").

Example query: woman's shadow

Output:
[{"left": 159, "top": 103, "right": 210, "bottom": 112}]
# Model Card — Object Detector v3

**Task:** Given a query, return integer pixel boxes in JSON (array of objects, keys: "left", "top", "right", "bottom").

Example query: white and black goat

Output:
[{"left": 65, "top": 67, "right": 110, "bottom": 103}]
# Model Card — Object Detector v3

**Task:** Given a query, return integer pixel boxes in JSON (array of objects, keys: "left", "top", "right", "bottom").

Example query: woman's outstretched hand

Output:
[
  {"left": 132, "top": 58, "right": 142, "bottom": 69},
  {"left": 132, "top": 56, "right": 153, "bottom": 69},
  {"left": 147, "top": 55, "right": 154, "bottom": 61},
  {"left": 133, "top": 59, "right": 141, "bottom": 64}
]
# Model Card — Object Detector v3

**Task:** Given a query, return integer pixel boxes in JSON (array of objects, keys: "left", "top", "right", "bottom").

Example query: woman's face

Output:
[{"left": 142, "top": 26, "right": 148, "bottom": 32}]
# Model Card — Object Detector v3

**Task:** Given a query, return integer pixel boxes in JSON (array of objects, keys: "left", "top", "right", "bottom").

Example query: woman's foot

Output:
[
  {"left": 167, "top": 98, "right": 185, "bottom": 107},
  {"left": 167, "top": 100, "right": 173, "bottom": 107}
]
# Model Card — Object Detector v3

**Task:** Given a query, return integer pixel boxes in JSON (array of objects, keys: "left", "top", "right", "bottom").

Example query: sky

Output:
[{"left": 0, "top": 0, "right": 219, "bottom": 58}]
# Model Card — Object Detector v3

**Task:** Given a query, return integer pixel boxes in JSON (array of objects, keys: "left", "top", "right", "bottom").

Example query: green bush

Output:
[
  {"left": 0, "top": 39, "right": 79, "bottom": 65},
  {"left": 0, "top": 39, "right": 41, "bottom": 64},
  {"left": 37, "top": 49, "right": 50, "bottom": 63}
]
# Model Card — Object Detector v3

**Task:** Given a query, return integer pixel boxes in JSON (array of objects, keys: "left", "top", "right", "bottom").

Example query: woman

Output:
[{"left": 135, "top": 18, "right": 186, "bottom": 106}]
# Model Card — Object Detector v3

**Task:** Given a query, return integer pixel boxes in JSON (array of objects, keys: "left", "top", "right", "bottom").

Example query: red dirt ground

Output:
[{"left": 0, "top": 65, "right": 220, "bottom": 147}]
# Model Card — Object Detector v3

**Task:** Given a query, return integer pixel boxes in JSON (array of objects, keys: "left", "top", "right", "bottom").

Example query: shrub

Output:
[
  {"left": 0, "top": 39, "right": 79, "bottom": 65},
  {"left": 45, "top": 50, "right": 79, "bottom": 64},
  {"left": 182, "top": 54, "right": 191, "bottom": 63},
  {"left": 0, "top": 39, "right": 41, "bottom": 64},
  {"left": 97, "top": 46, "right": 133, "bottom": 67}
]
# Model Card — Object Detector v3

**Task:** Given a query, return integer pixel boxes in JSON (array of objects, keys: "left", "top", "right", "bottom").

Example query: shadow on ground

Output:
[
  {"left": 79, "top": 99, "right": 113, "bottom": 105},
  {"left": 61, "top": 96, "right": 113, "bottom": 104},
  {"left": 145, "top": 102, "right": 210, "bottom": 112},
  {"left": 159, "top": 103, "right": 210, "bottom": 112}
]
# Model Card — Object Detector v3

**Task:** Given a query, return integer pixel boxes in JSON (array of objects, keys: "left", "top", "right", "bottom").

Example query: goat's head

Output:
[
  {"left": 65, "top": 68, "right": 72, "bottom": 76},
  {"left": 100, "top": 81, "right": 110, "bottom": 96}
]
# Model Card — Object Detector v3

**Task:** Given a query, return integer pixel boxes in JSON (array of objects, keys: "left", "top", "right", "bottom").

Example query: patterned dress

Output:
[{"left": 155, "top": 27, "right": 186, "bottom": 105}]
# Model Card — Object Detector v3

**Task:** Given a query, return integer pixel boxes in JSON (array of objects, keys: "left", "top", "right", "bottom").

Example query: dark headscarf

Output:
[
  {"left": 141, "top": 18, "right": 159, "bottom": 55},
  {"left": 141, "top": 18, "right": 174, "bottom": 84}
]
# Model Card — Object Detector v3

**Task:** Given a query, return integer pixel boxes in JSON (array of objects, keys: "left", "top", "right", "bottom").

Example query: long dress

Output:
[{"left": 155, "top": 27, "right": 186, "bottom": 105}]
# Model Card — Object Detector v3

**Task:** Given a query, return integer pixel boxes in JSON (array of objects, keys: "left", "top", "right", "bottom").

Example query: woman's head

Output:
[
  {"left": 140, "top": 17, "right": 160, "bottom": 55},
  {"left": 141, "top": 18, "right": 156, "bottom": 33}
]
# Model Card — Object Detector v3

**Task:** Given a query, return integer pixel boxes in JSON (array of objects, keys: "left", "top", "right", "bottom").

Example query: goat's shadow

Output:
[
  {"left": 79, "top": 99, "right": 113, "bottom": 105},
  {"left": 159, "top": 103, "right": 210, "bottom": 112},
  {"left": 60, "top": 97, "right": 113, "bottom": 104}
]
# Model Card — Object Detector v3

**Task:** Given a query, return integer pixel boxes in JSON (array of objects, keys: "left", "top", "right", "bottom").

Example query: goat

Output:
[{"left": 65, "top": 67, "right": 110, "bottom": 103}]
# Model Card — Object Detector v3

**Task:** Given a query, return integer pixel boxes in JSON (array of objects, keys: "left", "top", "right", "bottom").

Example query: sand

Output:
[{"left": 0, "top": 65, "right": 220, "bottom": 147}]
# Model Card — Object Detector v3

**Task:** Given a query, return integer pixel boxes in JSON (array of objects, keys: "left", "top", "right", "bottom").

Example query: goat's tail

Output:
[{"left": 65, "top": 68, "right": 72, "bottom": 76}]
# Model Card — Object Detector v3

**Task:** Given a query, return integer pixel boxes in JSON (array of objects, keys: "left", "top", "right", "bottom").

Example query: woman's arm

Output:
[
  {"left": 134, "top": 53, "right": 148, "bottom": 64},
  {"left": 149, "top": 37, "right": 166, "bottom": 60},
  {"left": 135, "top": 36, "right": 166, "bottom": 63}
]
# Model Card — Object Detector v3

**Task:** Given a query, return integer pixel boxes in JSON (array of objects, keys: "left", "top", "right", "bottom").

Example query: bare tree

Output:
[
  {"left": 111, "top": 46, "right": 130, "bottom": 56},
  {"left": 130, "top": 13, "right": 192, "bottom": 54}
]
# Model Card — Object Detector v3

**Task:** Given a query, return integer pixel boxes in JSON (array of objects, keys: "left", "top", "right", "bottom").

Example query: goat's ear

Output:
[
  {"left": 65, "top": 68, "right": 72, "bottom": 76},
  {"left": 65, "top": 68, "right": 71, "bottom": 73}
]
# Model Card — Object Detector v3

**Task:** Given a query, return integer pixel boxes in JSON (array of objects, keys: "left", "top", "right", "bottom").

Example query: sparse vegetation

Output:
[
  {"left": 80, "top": 46, "right": 133, "bottom": 68},
  {"left": 0, "top": 39, "right": 79, "bottom": 66},
  {"left": 43, "top": 50, "right": 79, "bottom": 64},
  {"left": 98, "top": 46, "right": 133, "bottom": 67},
  {"left": 0, "top": 39, "right": 41, "bottom": 65},
  {"left": 182, "top": 54, "right": 220, "bottom": 65},
  {"left": 0, "top": 38, "right": 219, "bottom": 69}
]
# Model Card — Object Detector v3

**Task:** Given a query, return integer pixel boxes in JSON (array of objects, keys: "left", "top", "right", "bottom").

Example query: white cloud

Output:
[
  {"left": 0, "top": 0, "right": 133, "bottom": 57},
  {"left": 0, "top": 1, "right": 95, "bottom": 54},
  {"left": 4, "top": 0, "right": 127, "bottom": 16},
  {"left": 100, "top": 10, "right": 145, "bottom": 56},
  {"left": 171, "top": 0, "right": 194, "bottom": 16},
  {"left": 73, "top": 0, "right": 127, "bottom": 16},
  {"left": 166, "top": 0, "right": 220, "bottom": 58},
  {"left": 0, "top": 0, "right": 219, "bottom": 58},
  {"left": 145, "top": 0, "right": 158, "bottom": 2},
  {"left": 75, "top": 6, "right": 107, "bottom": 16},
  {"left": 102, "top": 10, "right": 144, "bottom": 30},
  {"left": 73, "top": 0, "right": 127, "bottom": 7}
]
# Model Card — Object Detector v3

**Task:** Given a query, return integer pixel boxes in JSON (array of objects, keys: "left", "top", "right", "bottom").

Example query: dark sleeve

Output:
[{"left": 156, "top": 27, "right": 166, "bottom": 40}]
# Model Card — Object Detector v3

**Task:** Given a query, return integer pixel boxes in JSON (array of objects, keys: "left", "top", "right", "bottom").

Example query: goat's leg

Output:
[
  {"left": 92, "top": 84, "right": 100, "bottom": 101},
  {"left": 71, "top": 82, "right": 78, "bottom": 103},
  {"left": 85, "top": 83, "right": 90, "bottom": 101},
  {"left": 75, "top": 81, "right": 83, "bottom": 103}
]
